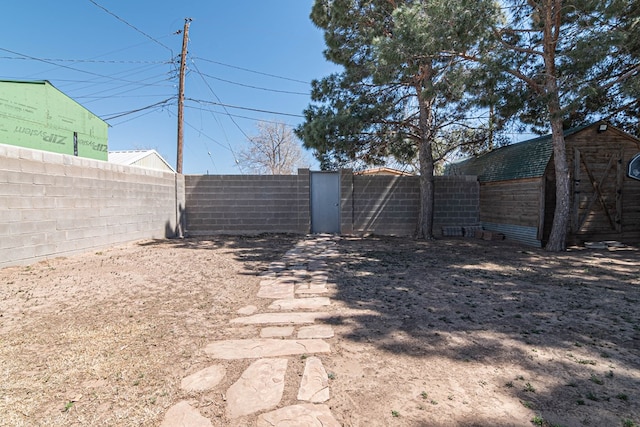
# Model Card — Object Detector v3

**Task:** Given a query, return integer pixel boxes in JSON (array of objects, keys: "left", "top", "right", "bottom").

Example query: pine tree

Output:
[
  {"left": 297, "top": 0, "right": 498, "bottom": 238},
  {"left": 477, "top": 0, "right": 640, "bottom": 251}
]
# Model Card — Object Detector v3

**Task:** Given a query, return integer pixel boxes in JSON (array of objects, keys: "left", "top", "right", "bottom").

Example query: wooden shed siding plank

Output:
[{"left": 478, "top": 179, "right": 540, "bottom": 227}]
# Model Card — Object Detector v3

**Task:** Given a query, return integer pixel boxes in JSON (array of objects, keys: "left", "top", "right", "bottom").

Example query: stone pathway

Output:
[{"left": 161, "top": 235, "right": 341, "bottom": 426}]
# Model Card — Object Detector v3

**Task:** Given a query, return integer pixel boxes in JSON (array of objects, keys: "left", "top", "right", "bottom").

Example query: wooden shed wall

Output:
[
  {"left": 478, "top": 178, "right": 543, "bottom": 246},
  {"left": 564, "top": 127, "right": 640, "bottom": 244},
  {"left": 479, "top": 178, "right": 541, "bottom": 227}
]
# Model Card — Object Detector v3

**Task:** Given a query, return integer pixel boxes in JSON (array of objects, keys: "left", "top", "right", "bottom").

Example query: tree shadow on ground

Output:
[
  {"left": 137, "top": 233, "right": 301, "bottom": 276},
  {"left": 323, "top": 236, "right": 640, "bottom": 426}
]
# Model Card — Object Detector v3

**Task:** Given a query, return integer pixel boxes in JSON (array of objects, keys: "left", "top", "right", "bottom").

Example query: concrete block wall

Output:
[
  {"left": 184, "top": 169, "right": 310, "bottom": 235},
  {"left": 340, "top": 169, "right": 354, "bottom": 234},
  {"left": 432, "top": 175, "right": 480, "bottom": 232},
  {"left": 351, "top": 173, "right": 421, "bottom": 235},
  {"left": 344, "top": 172, "right": 479, "bottom": 236},
  {"left": 185, "top": 170, "right": 478, "bottom": 237},
  {"left": 0, "top": 144, "right": 180, "bottom": 268}
]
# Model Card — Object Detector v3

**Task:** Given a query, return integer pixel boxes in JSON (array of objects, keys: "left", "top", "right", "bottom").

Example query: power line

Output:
[
  {"left": 108, "top": 106, "right": 166, "bottom": 126},
  {"left": 166, "top": 109, "right": 234, "bottom": 153},
  {"left": 184, "top": 105, "right": 297, "bottom": 125},
  {"left": 193, "top": 56, "right": 310, "bottom": 85},
  {"left": 0, "top": 47, "right": 170, "bottom": 87},
  {"left": 191, "top": 61, "right": 251, "bottom": 140},
  {"left": 194, "top": 68, "right": 310, "bottom": 96},
  {"left": 186, "top": 98, "right": 304, "bottom": 118},
  {"left": 102, "top": 97, "right": 176, "bottom": 121},
  {"left": 75, "top": 73, "right": 174, "bottom": 101},
  {"left": 79, "top": 93, "right": 176, "bottom": 100},
  {"left": 0, "top": 47, "right": 117, "bottom": 79},
  {"left": 88, "top": 0, "right": 174, "bottom": 54},
  {"left": 0, "top": 56, "right": 167, "bottom": 64}
]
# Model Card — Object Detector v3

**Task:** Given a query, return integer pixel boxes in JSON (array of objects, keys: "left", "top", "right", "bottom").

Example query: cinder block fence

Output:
[
  {"left": 0, "top": 144, "right": 183, "bottom": 268},
  {"left": 185, "top": 169, "right": 479, "bottom": 237},
  {"left": 1, "top": 145, "right": 479, "bottom": 268},
  {"left": 185, "top": 171, "right": 311, "bottom": 235}
]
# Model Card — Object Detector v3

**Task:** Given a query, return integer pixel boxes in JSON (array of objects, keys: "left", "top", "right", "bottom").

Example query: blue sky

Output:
[{"left": 0, "top": 0, "right": 339, "bottom": 174}]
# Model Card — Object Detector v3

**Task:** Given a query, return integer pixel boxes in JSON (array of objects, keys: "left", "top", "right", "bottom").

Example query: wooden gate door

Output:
[{"left": 572, "top": 148, "right": 623, "bottom": 235}]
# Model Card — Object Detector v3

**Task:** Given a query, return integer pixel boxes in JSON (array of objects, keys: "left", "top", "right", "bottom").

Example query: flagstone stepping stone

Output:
[
  {"left": 297, "top": 325, "right": 334, "bottom": 339},
  {"left": 295, "top": 285, "right": 329, "bottom": 295},
  {"left": 180, "top": 364, "right": 227, "bottom": 392},
  {"left": 260, "top": 277, "right": 297, "bottom": 287},
  {"left": 260, "top": 326, "right": 295, "bottom": 338},
  {"left": 237, "top": 305, "right": 257, "bottom": 315},
  {"left": 256, "top": 403, "right": 340, "bottom": 427},
  {"left": 226, "top": 358, "right": 287, "bottom": 418},
  {"left": 258, "top": 282, "right": 295, "bottom": 299},
  {"left": 310, "top": 275, "right": 329, "bottom": 285},
  {"left": 260, "top": 271, "right": 277, "bottom": 278},
  {"left": 205, "top": 339, "right": 330, "bottom": 359},
  {"left": 268, "top": 261, "right": 287, "bottom": 272},
  {"left": 297, "top": 357, "right": 329, "bottom": 402},
  {"left": 160, "top": 401, "right": 212, "bottom": 427},
  {"left": 268, "top": 297, "right": 330, "bottom": 311},
  {"left": 230, "top": 312, "right": 331, "bottom": 325},
  {"left": 308, "top": 262, "right": 328, "bottom": 272}
]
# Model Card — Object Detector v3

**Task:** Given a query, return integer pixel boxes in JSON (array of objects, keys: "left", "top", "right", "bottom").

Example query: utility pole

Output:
[{"left": 176, "top": 18, "right": 191, "bottom": 174}]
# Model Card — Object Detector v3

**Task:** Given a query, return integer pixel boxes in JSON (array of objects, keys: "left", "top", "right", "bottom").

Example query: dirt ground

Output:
[{"left": 0, "top": 234, "right": 638, "bottom": 427}]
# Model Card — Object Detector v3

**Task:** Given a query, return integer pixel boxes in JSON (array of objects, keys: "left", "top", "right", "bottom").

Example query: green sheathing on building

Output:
[{"left": 0, "top": 80, "right": 108, "bottom": 160}]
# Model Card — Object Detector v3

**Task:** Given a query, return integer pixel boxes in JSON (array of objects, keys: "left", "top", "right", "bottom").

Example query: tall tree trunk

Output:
[
  {"left": 416, "top": 136, "right": 435, "bottom": 239},
  {"left": 542, "top": 0, "right": 569, "bottom": 251},
  {"left": 415, "top": 65, "right": 436, "bottom": 239},
  {"left": 546, "top": 108, "right": 570, "bottom": 251}
]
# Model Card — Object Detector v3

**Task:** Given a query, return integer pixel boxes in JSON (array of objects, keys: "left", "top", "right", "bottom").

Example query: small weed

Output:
[
  {"left": 531, "top": 415, "right": 545, "bottom": 426},
  {"left": 606, "top": 370, "right": 614, "bottom": 378},
  {"left": 506, "top": 381, "right": 514, "bottom": 388},
  {"left": 622, "top": 419, "right": 637, "bottom": 427},
  {"left": 95, "top": 251, "right": 104, "bottom": 255},
  {"left": 601, "top": 352, "right": 611, "bottom": 359},
  {"left": 577, "top": 359, "right": 597, "bottom": 365},
  {"left": 577, "top": 399, "right": 585, "bottom": 405},
  {"left": 447, "top": 394, "right": 455, "bottom": 401},
  {"left": 516, "top": 375, "right": 525, "bottom": 381},
  {"left": 391, "top": 410, "right": 400, "bottom": 418},
  {"left": 149, "top": 396, "right": 157, "bottom": 405},
  {"left": 301, "top": 354, "right": 308, "bottom": 360},
  {"left": 521, "top": 400, "right": 534, "bottom": 409},
  {"left": 590, "top": 375, "right": 604, "bottom": 385},
  {"left": 420, "top": 391, "right": 428, "bottom": 399},
  {"left": 524, "top": 382, "right": 536, "bottom": 393},
  {"left": 327, "top": 372, "right": 336, "bottom": 380},
  {"left": 574, "top": 342, "right": 583, "bottom": 347},
  {"left": 586, "top": 392, "right": 599, "bottom": 401},
  {"left": 62, "top": 401, "right": 74, "bottom": 413},
  {"left": 430, "top": 399, "right": 438, "bottom": 405},
  {"left": 617, "top": 393, "right": 629, "bottom": 401}
]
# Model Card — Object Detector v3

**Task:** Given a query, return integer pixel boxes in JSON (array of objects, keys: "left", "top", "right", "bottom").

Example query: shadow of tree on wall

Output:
[{"left": 322, "top": 236, "right": 640, "bottom": 426}]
